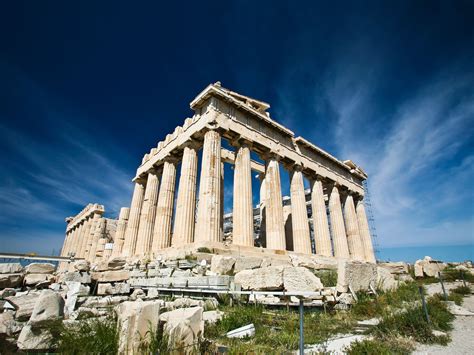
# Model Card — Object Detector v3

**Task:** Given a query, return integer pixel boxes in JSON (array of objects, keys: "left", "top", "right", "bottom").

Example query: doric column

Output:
[
  {"left": 71, "top": 222, "right": 84, "bottom": 257},
  {"left": 195, "top": 130, "right": 222, "bottom": 243},
  {"left": 111, "top": 207, "right": 130, "bottom": 257},
  {"left": 151, "top": 159, "right": 177, "bottom": 251},
  {"left": 78, "top": 216, "right": 93, "bottom": 258},
  {"left": 264, "top": 155, "right": 286, "bottom": 250},
  {"left": 232, "top": 142, "right": 254, "bottom": 247},
  {"left": 135, "top": 170, "right": 160, "bottom": 255},
  {"left": 83, "top": 213, "right": 101, "bottom": 259},
  {"left": 310, "top": 178, "right": 332, "bottom": 256},
  {"left": 121, "top": 180, "right": 146, "bottom": 257},
  {"left": 172, "top": 144, "right": 198, "bottom": 246},
  {"left": 344, "top": 193, "right": 365, "bottom": 261},
  {"left": 62, "top": 229, "right": 74, "bottom": 258},
  {"left": 90, "top": 217, "right": 107, "bottom": 262},
  {"left": 258, "top": 173, "right": 267, "bottom": 245},
  {"left": 289, "top": 165, "right": 311, "bottom": 254},
  {"left": 329, "top": 184, "right": 350, "bottom": 258},
  {"left": 356, "top": 199, "right": 376, "bottom": 263}
]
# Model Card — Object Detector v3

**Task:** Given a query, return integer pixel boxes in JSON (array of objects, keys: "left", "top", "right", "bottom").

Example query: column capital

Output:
[
  {"left": 181, "top": 138, "right": 201, "bottom": 151},
  {"left": 230, "top": 136, "right": 253, "bottom": 149}
]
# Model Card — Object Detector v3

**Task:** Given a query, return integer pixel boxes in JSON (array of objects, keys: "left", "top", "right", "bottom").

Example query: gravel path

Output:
[{"left": 413, "top": 294, "right": 474, "bottom": 354}]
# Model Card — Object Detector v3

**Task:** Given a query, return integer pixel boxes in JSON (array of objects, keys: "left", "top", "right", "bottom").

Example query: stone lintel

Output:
[
  {"left": 221, "top": 148, "right": 265, "bottom": 174},
  {"left": 66, "top": 203, "right": 105, "bottom": 232}
]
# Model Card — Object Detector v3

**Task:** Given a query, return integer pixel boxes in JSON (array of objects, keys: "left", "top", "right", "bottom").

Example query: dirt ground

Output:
[{"left": 413, "top": 293, "right": 474, "bottom": 354}]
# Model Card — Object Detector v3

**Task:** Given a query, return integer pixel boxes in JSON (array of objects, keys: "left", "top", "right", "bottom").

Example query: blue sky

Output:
[{"left": 0, "top": 1, "right": 473, "bottom": 260}]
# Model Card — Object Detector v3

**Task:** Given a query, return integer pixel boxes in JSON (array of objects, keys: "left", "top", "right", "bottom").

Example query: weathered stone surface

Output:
[
  {"left": 203, "top": 310, "right": 223, "bottom": 324},
  {"left": 414, "top": 260, "right": 424, "bottom": 278},
  {"left": 116, "top": 300, "right": 162, "bottom": 354},
  {"left": 58, "top": 271, "right": 91, "bottom": 284},
  {"left": 130, "top": 288, "right": 146, "bottom": 301},
  {"left": 0, "top": 311, "right": 22, "bottom": 336},
  {"left": 65, "top": 281, "right": 90, "bottom": 316},
  {"left": 283, "top": 267, "right": 323, "bottom": 292},
  {"left": 336, "top": 261, "right": 377, "bottom": 293},
  {"left": 25, "top": 263, "right": 55, "bottom": 274},
  {"left": 0, "top": 273, "right": 23, "bottom": 288},
  {"left": 93, "top": 270, "right": 130, "bottom": 282},
  {"left": 97, "top": 282, "right": 130, "bottom": 295},
  {"left": 159, "top": 307, "right": 204, "bottom": 352},
  {"left": 168, "top": 298, "right": 202, "bottom": 309},
  {"left": 0, "top": 288, "right": 16, "bottom": 298},
  {"left": 17, "top": 324, "right": 53, "bottom": 350},
  {"left": 376, "top": 267, "right": 398, "bottom": 291},
  {"left": 235, "top": 266, "right": 284, "bottom": 290},
  {"left": 29, "top": 290, "right": 64, "bottom": 325},
  {"left": 336, "top": 292, "right": 355, "bottom": 305},
  {"left": 80, "top": 295, "right": 128, "bottom": 308},
  {"left": 24, "top": 273, "right": 55, "bottom": 286},
  {"left": 234, "top": 256, "right": 262, "bottom": 273},
  {"left": 446, "top": 301, "right": 474, "bottom": 316},
  {"left": 210, "top": 255, "right": 236, "bottom": 274},
  {"left": 73, "top": 260, "right": 90, "bottom": 272},
  {"left": 378, "top": 262, "right": 409, "bottom": 274},
  {"left": 414, "top": 256, "right": 447, "bottom": 278},
  {"left": 0, "top": 263, "right": 23, "bottom": 274},
  {"left": 6, "top": 292, "right": 40, "bottom": 321}
]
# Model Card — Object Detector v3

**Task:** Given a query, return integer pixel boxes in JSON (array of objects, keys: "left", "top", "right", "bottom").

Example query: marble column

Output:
[
  {"left": 195, "top": 130, "right": 222, "bottom": 243},
  {"left": 72, "top": 222, "right": 84, "bottom": 257},
  {"left": 135, "top": 171, "right": 160, "bottom": 255},
  {"left": 289, "top": 165, "right": 311, "bottom": 254},
  {"left": 90, "top": 217, "right": 106, "bottom": 262},
  {"left": 151, "top": 159, "right": 177, "bottom": 251},
  {"left": 62, "top": 229, "right": 74, "bottom": 258},
  {"left": 344, "top": 193, "right": 365, "bottom": 261},
  {"left": 232, "top": 143, "right": 254, "bottom": 247},
  {"left": 258, "top": 173, "right": 267, "bottom": 246},
  {"left": 121, "top": 180, "right": 146, "bottom": 257},
  {"left": 264, "top": 156, "right": 286, "bottom": 250},
  {"left": 112, "top": 207, "right": 130, "bottom": 257},
  {"left": 329, "top": 185, "right": 350, "bottom": 258},
  {"left": 310, "top": 178, "right": 332, "bottom": 256},
  {"left": 356, "top": 199, "right": 376, "bottom": 263},
  {"left": 172, "top": 144, "right": 198, "bottom": 246},
  {"left": 78, "top": 216, "right": 93, "bottom": 258},
  {"left": 83, "top": 213, "right": 101, "bottom": 259}
]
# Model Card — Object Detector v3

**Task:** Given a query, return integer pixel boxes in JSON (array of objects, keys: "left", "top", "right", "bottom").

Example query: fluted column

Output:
[
  {"left": 310, "top": 178, "right": 332, "bottom": 256},
  {"left": 71, "top": 222, "right": 84, "bottom": 257},
  {"left": 151, "top": 160, "right": 177, "bottom": 251},
  {"left": 95, "top": 218, "right": 108, "bottom": 261},
  {"left": 195, "top": 130, "right": 222, "bottom": 243},
  {"left": 356, "top": 199, "right": 376, "bottom": 263},
  {"left": 62, "top": 229, "right": 74, "bottom": 258},
  {"left": 329, "top": 185, "right": 350, "bottom": 258},
  {"left": 344, "top": 193, "right": 365, "bottom": 261},
  {"left": 90, "top": 217, "right": 106, "bottom": 262},
  {"left": 112, "top": 207, "right": 130, "bottom": 257},
  {"left": 172, "top": 144, "right": 198, "bottom": 246},
  {"left": 289, "top": 165, "right": 311, "bottom": 254},
  {"left": 135, "top": 171, "right": 160, "bottom": 255},
  {"left": 264, "top": 155, "right": 286, "bottom": 250},
  {"left": 259, "top": 173, "right": 267, "bottom": 245},
  {"left": 83, "top": 213, "right": 101, "bottom": 259},
  {"left": 232, "top": 143, "right": 254, "bottom": 247},
  {"left": 78, "top": 217, "right": 93, "bottom": 258},
  {"left": 121, "top": 180, "right": 146, "bottom": 257}
]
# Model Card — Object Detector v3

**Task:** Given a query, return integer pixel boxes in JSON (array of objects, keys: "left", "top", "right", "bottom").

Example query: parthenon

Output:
[{"left": 60, "top": 82, "right": 376, "bottom": 266}]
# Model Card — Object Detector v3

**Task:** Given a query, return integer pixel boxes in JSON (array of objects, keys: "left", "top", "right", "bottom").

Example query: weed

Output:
[
  {"left": 138, "top": 322, "right": 169, "bottom": 354},
  {"left": 315, "top": 269, "right": 338, "bottom": 287},
  {"left": 442, "top": 266, "right": 474, "bottom": 283},
  {"left": 450, "top": 285, "right": 471, "bottom": 295},
  {"left": 347, "top": 336, "right": 413, "bottom": 355},
  {"left": 197, "top": 247, "right": 212, "bottom": 253}
]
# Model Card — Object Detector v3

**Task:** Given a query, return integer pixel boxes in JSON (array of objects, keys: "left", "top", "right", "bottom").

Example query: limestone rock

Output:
[
  {"left": 80, "top": 295, "right": 129, "bottom": 308},
  {"left": 73, "top": 260, "right": 90, "bottom": 272},
  {"left": 24, "top": 273, "right": 55, "bottom": 286},
  {"left": 29, "top": 290, "right": 64, "bottom": 325},
  {"left": 93, "top": 270, "right": 130, "bottom": 282},
  {"left": 414, "top": 260, "right": 424, "bottom": 278},
  {"left": 446, "top": 301, "right": 474, "bottom": 316},
  {"left": 25, "top": 263, "right": 55, "bottom": 274},
  {"left": 130, "top": 288, "right": 146, "bottom": 300},
  {"left": 6, "top": 292, "right": 40, "bottom": 321},
  {"left": 234, "top": 256, "right": 262, "bottom": 273},
  {"left": 203, "top": 310, "right": 223, "bottom": 325},
  {"left": 378, "top": 262, "right": 409, "bottom": 274},
  {"left": 0, "top": 273, "right": 23, "bottom": 288},
  {"left": 235, "top": 266, "right": 284, "bottom": 290},
  {"left": 210, "top": 255, "right": 236, "bottom": 275},
  {"left": 116, "top": 300, "right": 162, "bottom": 354},
  {"left": 0, "top": 263, "right": 23, "bottom": 274},
  {"left": 97, "top": 282, "right": 130, "bottom": 295},
  {"left": 0, "top": 288, "right": 16, "bottom": 298},
  {"left": 58, "top": 271, "right": 91, "bottom": 284},
  {"left": 17, "top": 324, "right": 53, "bottom": 351},
  {"left": 0, "top": 311, "right": 22, "bottom": 336},
  {"left": 336, "top": 292, "right": 355, "bottom": 305},
  {"left": 336, "top": 261, "right": 377, "bottom": 293},
  {"left": 414, "top": 256, "right": 447, "bottom": 278},
  {"left": 159, "top": 307, "right": 204, "bottom": 352},
  {"left": 283, "top": 267, "right": 323, "bottom": 292},
  {"left": 65, "top": 281, "right": 90, "bottom": 316},
  {"left": 376, "top": 266, "right": 398, "bottom": 291}
]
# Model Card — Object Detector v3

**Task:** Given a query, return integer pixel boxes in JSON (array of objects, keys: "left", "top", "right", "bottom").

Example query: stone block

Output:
[
  {"left": 107, "top": 257, "right": 127, "bottom": 270},
  {"left": 378, "top": 262, "right": 409, "bottom": 274},
  {"left": 0, "top": 263, "right": 23, "bottom": 274},
  {"left": 130, "top": 269, "right": 147, "bottom": 278},
  {"left": 159, "top": 307, "right": 204, "bottom": 351},
  {"left": 235, "top": 266, "right": 284, "bottom": 291},
  {"left": 29, "top": 290, "right": 64, "bottom": 325},
  {"left": 116, "top": 300, "right": 162, "bottom": 354},
  {"left": 25, "top": 263, "right": 55, "bottom": 274},
  {"left": 93, "top": 270, "right": 130, "bottom": 282},
  {"left": 0, "top": 273, "right": 23, "bottom": 289},
  {"left": 234, "top": 256, "right": 262, "bottom": 273},
  {"left": 6, "top": 292, "right": 40, "bottom": 321},
  {"left": 73, "top": 260, "right": 90, "bottom": 272},
  {"left": 24, "top": 273, "right": 55, "bottom": 286},
  {"left": 97, "top": 282, "right": 130, "bottom": 295},
  {"left": 58, "top": 272, "right": 91, "bottom": 284},
  {"left": 17, "top": 324, "right": 53, "bottom": 351},
  {"left": 203, "top": 310, "right": 223, "bottom": 324},
  {"left": 210, "top": 255, "right": 236, "bottom": 275},
  {"left": 376, "top": 266, "right": 398, "bottom": 291},
  {"left": 336, "top": 261, "right": 377, "bottom": 293},
  {"left": 283, "top": 267, "right": 323, "bottom": 292}
]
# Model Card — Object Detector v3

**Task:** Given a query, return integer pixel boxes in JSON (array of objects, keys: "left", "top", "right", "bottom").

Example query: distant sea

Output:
[{"left": 378, "top": 244, "right": 474, "bottom": 263}]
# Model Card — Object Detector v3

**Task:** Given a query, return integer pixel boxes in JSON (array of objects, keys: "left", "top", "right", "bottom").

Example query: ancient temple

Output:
[{"left": 60, "top": 82, "right": 376, "bottom": 265}]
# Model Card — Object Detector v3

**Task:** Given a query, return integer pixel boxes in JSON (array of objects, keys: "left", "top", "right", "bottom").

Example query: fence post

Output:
[
  {"left": 438, "top": 272, "right": 448, "bottom": 301},
  {"left": 418, "top": 285, "right": 431, "bottom": 324},
  {"left": 299, "top": 298, "right": 304, "bottom": 355},
  {"left": 461, "top": 270, "right": 467, "bottom": 287}
]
